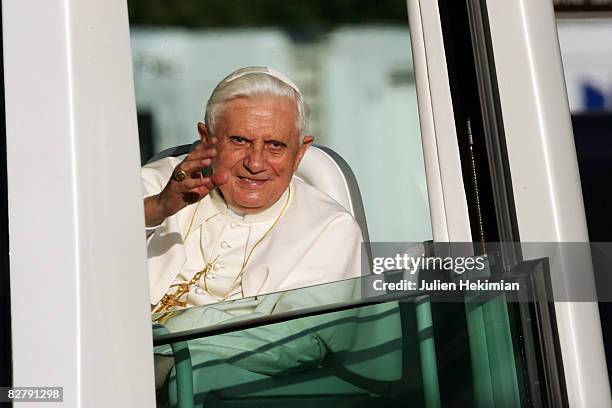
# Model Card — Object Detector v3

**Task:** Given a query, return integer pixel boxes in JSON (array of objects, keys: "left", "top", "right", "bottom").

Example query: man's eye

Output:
[
  {"left": 230, "top": 136, "right": 247, "bottom": 144},
  {"left": 268, "top": 141, "right": 286, "bottom": 149}
]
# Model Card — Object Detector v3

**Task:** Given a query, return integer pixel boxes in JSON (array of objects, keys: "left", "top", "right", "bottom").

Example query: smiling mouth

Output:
[{"left": 237, "top": 176, "right": 268, "bottom": 187}]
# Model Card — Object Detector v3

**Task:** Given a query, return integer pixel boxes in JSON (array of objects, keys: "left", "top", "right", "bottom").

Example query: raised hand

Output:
[{"left": 144, "top": 137, "right": 228, "bottom": 227}]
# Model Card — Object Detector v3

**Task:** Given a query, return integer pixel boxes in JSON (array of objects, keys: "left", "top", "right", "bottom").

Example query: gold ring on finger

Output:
[{"left": 171, "top": 168, "right": 189, "bottom": 182}]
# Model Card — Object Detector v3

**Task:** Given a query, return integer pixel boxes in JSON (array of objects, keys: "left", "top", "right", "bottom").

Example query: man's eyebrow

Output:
[
  {"left": 265, "top": 138, "right": 288, "bottom": 145},
  {"left": 229, "top": 134, "right": 252, "bottom": 141}
]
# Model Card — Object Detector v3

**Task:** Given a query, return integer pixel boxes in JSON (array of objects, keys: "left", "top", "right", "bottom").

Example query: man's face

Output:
[{"left": 205, "top": 96, "right": 313, "bottom": 214}]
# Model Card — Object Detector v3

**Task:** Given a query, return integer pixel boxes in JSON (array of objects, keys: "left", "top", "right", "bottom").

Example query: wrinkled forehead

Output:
[{"left": 216, "top": 95, "right": 301, "bottom": 137}]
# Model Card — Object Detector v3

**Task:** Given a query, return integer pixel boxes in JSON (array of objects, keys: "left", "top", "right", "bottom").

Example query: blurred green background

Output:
[{"left": 128, "top": 0, "right": 408, "bottom": 28}]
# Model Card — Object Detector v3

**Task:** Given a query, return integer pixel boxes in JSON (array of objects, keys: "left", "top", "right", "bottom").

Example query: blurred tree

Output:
[{"left": 127, "top": 0, "right": 408, "bottom": 28}]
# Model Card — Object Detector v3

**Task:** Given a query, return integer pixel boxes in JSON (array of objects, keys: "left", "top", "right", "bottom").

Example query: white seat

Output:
[{"left": 294, "top": 145, "right": 370, "bottom": 242}]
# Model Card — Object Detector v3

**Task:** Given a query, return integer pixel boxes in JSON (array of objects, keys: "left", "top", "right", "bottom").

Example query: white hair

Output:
[{"left": 204, "top": 66, "right": 309, "bottom": 137}]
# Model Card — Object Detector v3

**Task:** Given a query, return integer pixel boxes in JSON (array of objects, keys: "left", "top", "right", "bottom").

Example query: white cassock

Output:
[{"left": 142, "top": 157, "right": 367, "bottom": 401}]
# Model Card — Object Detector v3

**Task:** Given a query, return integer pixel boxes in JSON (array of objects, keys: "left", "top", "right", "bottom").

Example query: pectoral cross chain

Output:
[{"left": 152, "top": 259, "right": 218, "bottom": 314}]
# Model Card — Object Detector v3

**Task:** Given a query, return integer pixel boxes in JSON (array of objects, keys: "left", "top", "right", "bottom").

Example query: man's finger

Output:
[
  {"left": 178, "top": 176, "right": 214, "bottom": 192},
  {"left": 176, "top": 158, "right": 212, "bottom": 174},
  {"left": 211, "top": 171, "right": 229, "bottom": 186},
  {"left": 200, "top": 136, "right": 217, "bottom": 149},
  {"left": 186, "top": 186, "right": 212, "bottom": 198},
  {"left": 185, "top": 147, "right": 217, "bottom": 162}
]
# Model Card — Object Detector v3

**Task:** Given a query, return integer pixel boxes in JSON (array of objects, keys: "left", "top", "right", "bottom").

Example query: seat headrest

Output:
[{"left": 294, "top": 146, "right": 355, "bottom": 215}]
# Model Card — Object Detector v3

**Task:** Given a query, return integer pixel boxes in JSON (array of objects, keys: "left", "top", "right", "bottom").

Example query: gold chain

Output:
[{"left": 152, "top": 256, "right": 219, "bottom": 315}]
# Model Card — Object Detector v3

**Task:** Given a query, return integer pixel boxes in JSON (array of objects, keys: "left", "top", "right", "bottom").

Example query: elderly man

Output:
[
  {"left": 143, "top": 66, "right": 363, "bottom": 310},
  {"left": 143, "top": 67, "right": 365, "bottom": 402}
]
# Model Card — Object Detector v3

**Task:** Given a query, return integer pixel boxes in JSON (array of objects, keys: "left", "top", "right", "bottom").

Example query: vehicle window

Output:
[
  {"left": 127, "top": 1, "right": 431, "bottom": 243},
  {"left": 127, "top": 2, "right": 432, "bottom": 406}
]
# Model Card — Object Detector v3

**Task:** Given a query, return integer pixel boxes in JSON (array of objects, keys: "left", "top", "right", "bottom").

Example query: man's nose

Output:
[{"left": 243, "top": 144, "right": 266, "bottom": 173}]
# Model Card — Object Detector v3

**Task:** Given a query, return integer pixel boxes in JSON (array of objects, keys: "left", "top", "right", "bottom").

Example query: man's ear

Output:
[
  {"left": 197, "top": 122, "right": 209, "bottom": 142},
  {"left": 294, "top": 135, "right": 315, "bottom": 171}
]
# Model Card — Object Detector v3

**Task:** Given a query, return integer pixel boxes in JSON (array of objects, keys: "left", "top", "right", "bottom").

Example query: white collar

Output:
[
  {"left": 180, "top": 182, "right": 292, "bottom": 239},
  {"left": 209, "top": 184, "right": 291, "bottom": 223}
]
